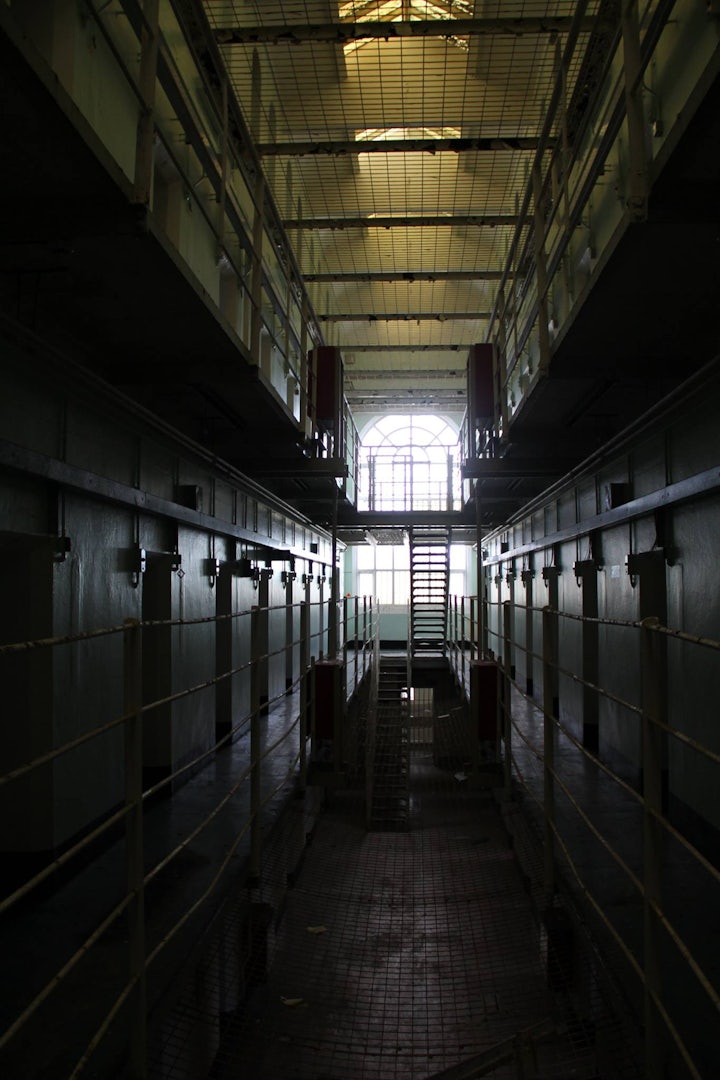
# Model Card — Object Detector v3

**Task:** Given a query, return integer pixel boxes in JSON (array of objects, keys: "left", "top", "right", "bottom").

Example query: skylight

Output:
[
  {"left": 338, "top": 0, "right": 473, "bottom": 54},
  {"left": 355, "top": 127, "right": 462, "bottom": 142}
]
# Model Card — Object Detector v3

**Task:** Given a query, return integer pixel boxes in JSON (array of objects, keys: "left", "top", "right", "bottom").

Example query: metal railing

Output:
[
  {"left": 358, "top": 447, "right": 461, "bottom": 512},
  {"left": 0, "top": 593, "right": 378, "bottom": 1076},
  {"left": 485, "top": 0, "right": 717, "bottom": 436},
  {"left": 447, "top": 592, "right": 720, "bottom": 1078}
]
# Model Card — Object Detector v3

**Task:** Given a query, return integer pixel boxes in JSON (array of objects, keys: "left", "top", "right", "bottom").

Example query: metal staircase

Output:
[
  {"left": 410, "top": 526, "right": 450, "bottom": 658},
  {"left": 368, "top": 656, "right": 410, "bottom": 831}
]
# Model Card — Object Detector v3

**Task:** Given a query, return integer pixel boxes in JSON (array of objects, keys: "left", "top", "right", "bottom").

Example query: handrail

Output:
[
  {"left": 0, "top": 592, "right": 376, "bottom": 1074},
  {"left": 446, "top": 589, "right": 720, "bottom": 1077},
  {"left": 485, "top": 0, "right": 704, "bottom": 436}
]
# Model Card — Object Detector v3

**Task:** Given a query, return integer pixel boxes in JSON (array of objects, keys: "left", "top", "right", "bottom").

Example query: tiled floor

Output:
[
  {"left": 209, "top": 703, "right": 618, "bottom": 1080},
  {"left": 2, "top": 654, "right": 667, "bottom": 1079}
]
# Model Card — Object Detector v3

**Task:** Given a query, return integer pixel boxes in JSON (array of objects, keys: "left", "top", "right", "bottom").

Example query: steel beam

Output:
[
  {"left": 344, "top": 344, "right": 466, "bottom": 352},
  {"left": 257, "top": 136, "right": 550, "bottom": 156},
  {"left": 482, "top": 466, "right": 720, "bottom": 566},
  {"left": 304, "top": 270, "right": 508, "bottom": 283},
  {"left": 240, "top": 459, "right": 348, "bottom": 478},
  {"left": 339, "top": 510, "right": 471, "bottom": 528},
  {"left": 321, "top": 311, "right": 491, "bottom": 322},
  {"left": 347, "top": 370, "right": 463, "bottom": 380},
  {"left": 283, "top": 214, "right": 517, "bottom": 230},
  {"left": 215, "top": 17, "right": 605, "bottom": 46},
  {"left": 462, "top": 459, "right": 573, "bottom": 479},
  {"left": 0, "top": 439, "right": 330, "bottom": 564}
]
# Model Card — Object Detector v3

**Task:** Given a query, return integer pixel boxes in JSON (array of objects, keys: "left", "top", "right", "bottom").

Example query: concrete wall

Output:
[
  {"left": 482, "top": 366, "right": 720, "bottom": 830},
  {"left": 0, "top": 329, "right": 334, "bottom": 855}
]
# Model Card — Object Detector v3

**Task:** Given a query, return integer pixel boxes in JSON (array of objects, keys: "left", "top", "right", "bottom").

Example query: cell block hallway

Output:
[
  {"left": 156, "top": 684, "right": 638, "bottom": 1080},
  {"left": 1, "top": 1, "right": 720, "bottom": 1078}
]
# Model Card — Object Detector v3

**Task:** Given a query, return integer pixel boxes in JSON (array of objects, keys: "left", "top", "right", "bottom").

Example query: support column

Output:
[
  {"left": 641, "top": 615, "right": 665, "bottom": 1078},
  {"left": 575, "top": 560, "right": 600, "bottom": 753},
  {"left": 249, "top": 49, "right": 265, "bottom": 368},
  {"left": 629, "top": 549, "right": 669, "bottom": 806},
  {"left": 505, "top": 563, "right": 516, "bottom": 680},
  {"left": 257, "top": 570, "right": 270, "bottom": 713},
  {"left": 215, "top": 564, "right": 233, "bottom": 738},
  {"left": 354, "top": 595, "right": 360, "bottom": 693},
  {"left": 622, "top": 0, "right": 648, "bottom": 220},
  {"left": 542, "top": 607, "right": 556, "bottom": 901},
  {"left": 249, "top": 606, "right": 262, "bottom": 880},
  {"left": 532, "top": 160, "right": 551, "bottom": 376},
  {"left": 318, "top": 574, "right": 325, "bottom": 659},
  {"left": 124, "top": 619, "right": 146, "bottom": 1079},
  {"left": 363, "top": 596, "right": 368, "bottom": 678},
  {"left": 475, "top": 487, "right": 486, "bottom": 658},
  {"left": 460, "top": 595, "right": 466, "bottom": 690},
  {"left": 502, "top": 600, "right": 513, "bottom": 795},
  {"left": 133, "top": 0, "right": 160, "bottom": 206},
  {"left": 299, "top": 602, "right": 310, "bottom": 791},
  {"left": 217, "top": 77, "right": 229, "bottom": 256},
  {"left": 541, "top": 565, "right": 560, "bottom": 717},
  {"left": 328, "top": 490, "right": 339, "bottom": 657},
  {"left": 284, "top": 570, "right": 294, "bottom": 693},
  {"left": 521, "top": 568, "right": 535, "bottom": 695}
]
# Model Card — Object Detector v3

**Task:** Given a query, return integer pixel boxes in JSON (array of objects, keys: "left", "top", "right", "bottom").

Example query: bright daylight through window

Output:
[
  {"left": 355, "top": 414, "right": 466, "bottom": 605},
  {"left": 358, "top": 413, "right": 461, "bottom": 513}
]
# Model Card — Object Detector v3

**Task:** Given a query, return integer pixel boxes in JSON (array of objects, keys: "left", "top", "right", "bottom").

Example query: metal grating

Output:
[{"left": 202, "top": 0, "right": 601, "bottom": 406}]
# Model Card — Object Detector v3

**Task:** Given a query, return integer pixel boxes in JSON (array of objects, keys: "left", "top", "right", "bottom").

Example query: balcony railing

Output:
[{"left": 447, "top": 591, "right": 720, "bottom": 1078}]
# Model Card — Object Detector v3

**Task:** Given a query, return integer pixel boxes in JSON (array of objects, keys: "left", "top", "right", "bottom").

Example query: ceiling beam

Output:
[
  {"left": 284, "top": 214, "right": 517, "bottom": 229},
  {"left": 345, "top": 344, "right": 468, "bottom": 351},
  {"left": 304, "top": 270, "right": 509, "bottom": 283},
  {"left": 320, "top": 311, "right": 491, "bottom": 321},
  {"left": 347, "top": 370, "right": 464, "bottom": 380},
  {"left": 257, "top": 136, "right": 549, "bottom": 156},
  {"left": 462, "top": 460, "right": 573, "bottom": 479},
  {"left": 215, "top": 17, "right": 604, "bottom": 46}
]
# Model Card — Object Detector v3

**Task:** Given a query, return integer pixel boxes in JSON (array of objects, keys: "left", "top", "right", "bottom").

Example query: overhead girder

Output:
[
  {"left": 283, "top": 214, "right": 518, "bottom": 229},
  {"left": 256, "top": 136, "right": 552, "bottom": 156},
  {"left": 304, "top": 270, "right": 511, "bottom": 283},
  {"left": 214, "top": 17, "right": 606, "bottom": 46},
  {"left": 346, "top": 370, "right": 464, "bottom": 381},
  {"left": 319, "top": 311, "right": 491, "bottom": 322},
  {"left": 344, "top": 344, "right": 468, "bottom": 351}
]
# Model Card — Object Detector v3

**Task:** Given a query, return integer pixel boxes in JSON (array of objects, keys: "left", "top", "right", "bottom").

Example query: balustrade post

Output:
[
  {"left": 641, "top": 616, "right": 665, "bottom": 1078},
  {"left": 622, "top": 0, "right": 648, "bottom": 220},
  {"left": 542, "top": 606, "right": 556, "bottom": 901},
  {"left": 342, "top": 595, "right": 349, "bottom": 698},
  {"left": 532, "top": 160, "right": 551, "bottom": 376},
  {"left": 354, "top": 595, "right": 359, "bottom": 693},
  {"left": 133, "top": 0, "right": 160, "bottom": 206},
  {"left": 124, "top": 618, "right": 147, "bottom": 1078},
  {"left": 299, "top": 602, "right": 310, "bottom": 791},
  {"left": 363, "top": 596, "right": 368, "bottom": 678},
  {"left": 461, "top": 596, "right": 466, "bottom": 690},
  {"left": 502, "top": 601, "right": 513, "bottom": 794},
  {"left": 249, "top": 606, "right": 262, "bottom": 881}
]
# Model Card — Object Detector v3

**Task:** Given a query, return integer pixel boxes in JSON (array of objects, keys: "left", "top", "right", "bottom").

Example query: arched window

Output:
[
  {"left": 353, "top": 415, "right": 467, "bottom": 606},
  {"left": 359, "top": 414, "right": 460, "bottom": 512}
]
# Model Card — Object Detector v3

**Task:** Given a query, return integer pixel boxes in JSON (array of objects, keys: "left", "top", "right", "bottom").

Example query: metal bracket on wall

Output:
[{"left": 573, "top": 558, "right": 600, "bottom": 585}]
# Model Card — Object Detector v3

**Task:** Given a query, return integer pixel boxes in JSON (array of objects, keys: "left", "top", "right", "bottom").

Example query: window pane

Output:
[
  {"left": 450, "top": 571, "right": 465, "bottom": 597},
  {"left": 356, "top": 545, "right": 375, "bottom": 570},
  {"left": 393, "top": 546, "right": 410, "bottom": 570},
  {"left": 376, "top": 571, "right": 394, "bottom": 604},
  {"left": 394, "top": 570, "right": 410, "bottom": 604},
  {"left": 450, "top": 545, "right": 467, "bottom": 569},
  {"left": 357, "top": 571, "right": 374, "bottom": 598},
  {"left": 375, "top": 547, "right": 393, "bottom": 569}
]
